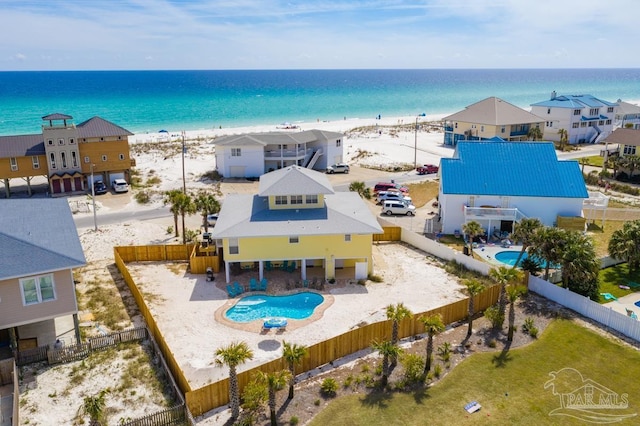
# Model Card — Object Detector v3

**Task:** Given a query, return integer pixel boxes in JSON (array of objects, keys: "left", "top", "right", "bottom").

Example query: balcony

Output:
[
  {"left": 264, "top": 148, "right": 306, "bottom": 159},
  {"left": 464, "top": 206, "right": 527, "bottom": 222}
]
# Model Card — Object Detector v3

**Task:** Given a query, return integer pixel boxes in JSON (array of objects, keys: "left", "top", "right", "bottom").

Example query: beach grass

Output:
[
  {"left": 309, "top": 319, "right": 640, "bottom": 426},
  {"left": 406, "top": 180, "right": 439, "bottom": 208},
  {"left": 586, "top": 220, "right": 624, "bottom": 257}
]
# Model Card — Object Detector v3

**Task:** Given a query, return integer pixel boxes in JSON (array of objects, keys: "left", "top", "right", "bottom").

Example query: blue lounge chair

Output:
[
  {"left": 600, "top": 292, "right": 617, "bottom": 301},
  {"left": 265, "top": 261, "right": 273, "bottom": 271},
  {"left": 280, "top": 260, "right": 289, "bottom": 271},
  {"left": 249, "top": 278, "right": 259, "bottom": 291},
  {"left": 226, "top": 284, "right": 237, "bottom": 298},
  {"left": 259, "top": 278, "right": 268, "bottom": 291},
  {"left": 233, "top": 282, "right": 245, "bottom": 295},
  {"left": 262, "top": 317, "right": 287, "bottom": 331},
  {"left": 287, "top": 261, "right": 296, "bottom": 273},
  {"left": 626, "top": 309, "right": 638, "bottom": 320}
]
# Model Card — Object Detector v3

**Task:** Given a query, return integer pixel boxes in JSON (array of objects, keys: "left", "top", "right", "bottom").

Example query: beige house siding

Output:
[{"left": 0, "top": 269, "right": 78, "bottom": 329}]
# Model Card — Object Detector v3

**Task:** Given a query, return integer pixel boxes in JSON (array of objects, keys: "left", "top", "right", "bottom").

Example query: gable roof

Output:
[
  {"left": 210, "top": 192, "right": 382, "bottom": 239},
  {"left": 531, "top": 94, "right": 617, "bottom": 109},
  {"left": 259, "top": 166, "right": 334, "bottom": 196},
  {"left": 0, "top": 134, "right": 45, "bottom": 158},
  {"left": 76, "top": 116, "right": 133, "bottom": 138},
  {"left": 615, "top": 100, "right": 640, "bottom": 116},
  {"left": 441, "top": 142, "right": 588, "bottom": 198},
  {"left": 214, "top": 129, "right": 343, "bottom": 147},
  {"left": 604, "top": 128, "right": 640, "bottom": 147},
  {"left": 0, "top": 199, "right": 86, "bottom": 280},
  {"left": 443, "top": 97, "right": 544, "bottom": 125}
]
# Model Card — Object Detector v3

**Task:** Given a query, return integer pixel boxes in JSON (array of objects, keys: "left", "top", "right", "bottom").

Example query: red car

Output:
[{"left": 416, "top": 164, "right": 439, "bottom": 175}]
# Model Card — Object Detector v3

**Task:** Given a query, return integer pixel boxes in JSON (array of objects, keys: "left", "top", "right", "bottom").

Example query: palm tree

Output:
[
  {"left": 506, "top": 285, "right": 526, "bottom": 341},
  {"left": 559, "top": 230, "right": 600, "bottom": 301},
  {"left": 371, "top": 340, "right": 403, "bottom": 387},
  {"left": 215, "top": 341, "right": 254, "bottom": 420},
  {"left": 557, "top": 128, "right": 568, "bottom": 151},
  {"left": 489, "top": 266, "right": 523, "bottom": 328},
  {"left": 462, "top": 220, "right": 484, "bottom": 258},
  {"left": 625, "top": 155, "right": 640, "bottom": 179},
  {"left": 257, "top": 369, "right": 292, "bottom": 426},
  {"left": 175, "top": 192, "right": 196, "bottom": 244},
  {"left": 463, "top": 279, "right": 485, "bottom": 337},
  {"left": 194, "top": 192, "right": 220, "bottom": 232},
  {"left": 163, "top": 189, "right": 183, "bottom": 238},
  {"left": 349, "top": 181, "right": 372, "bottom": 199},
  {"left": 385, "top": 303, "right": 412, "bottom": 366},
  {"left": 509, "top": 218, "right": 543, "bottom": 269},
  {"left": 530, "top": 226, "right": 564, "bottom": 281},
  {"left": 282, "top": 341, "right": 307, "bottom": 399},
  {"left": 527, "top": 126, "right": 543, "bottom": 141},
  {"left": 78, "top": 389, "right": 109, "bottom": 426},
  {"left": 419, "top": 313, "right": 445, "bottom": 374},
  {"left": 609, "top": 220, "right": 640, "bottom": 275}
]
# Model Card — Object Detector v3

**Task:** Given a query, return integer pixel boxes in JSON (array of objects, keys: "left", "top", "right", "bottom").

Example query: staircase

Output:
[{"left": 306, "top": 149, "right": 323, "bottom": 169}]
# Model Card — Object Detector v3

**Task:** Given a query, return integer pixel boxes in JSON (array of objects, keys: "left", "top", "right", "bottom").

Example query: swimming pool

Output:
[
  {"left": 495, "top": 250, "right": 554, "bottom": 268},
  {"left": 225, "top": 292, "right": 324, "bottom": 323}
]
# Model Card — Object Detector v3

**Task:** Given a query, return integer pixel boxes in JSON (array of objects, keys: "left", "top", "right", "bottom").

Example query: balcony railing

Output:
[
  {"left": 464, "top": 206, "right": 527, "bottom": 222},
  {"left": 264, "top": 148, "right": 306, "bottom": 158}
]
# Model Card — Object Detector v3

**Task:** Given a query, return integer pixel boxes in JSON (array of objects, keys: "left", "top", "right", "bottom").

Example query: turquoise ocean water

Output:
[{"left": 1, "top": 69, "right": 639, "bottom": 136}]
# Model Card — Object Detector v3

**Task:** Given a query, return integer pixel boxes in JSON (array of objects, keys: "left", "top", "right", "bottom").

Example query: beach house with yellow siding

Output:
[{"left": 210, "top": 165, "right": 383, "bottom": 283}]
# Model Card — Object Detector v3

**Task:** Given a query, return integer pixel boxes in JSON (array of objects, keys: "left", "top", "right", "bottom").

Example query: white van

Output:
[
  {"left": 382, "top": 200, "right": 416, "bottom": 216},
  {"left": 112, "top": 178, "right": 129, "bottom": 193}
]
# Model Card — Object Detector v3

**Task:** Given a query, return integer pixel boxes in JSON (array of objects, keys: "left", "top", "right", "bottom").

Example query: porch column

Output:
[
  {"left": 72, "top": 313, "right": 81, "bottom": 345},
  {"left": 225, "top": 261, "right": 231, "bottom": 283},
  {"left": 4, "top": 178, "right": 9, "bottom": 198},
  {"left": 258, "top": 260, "right": 264, "bottom": 281},
  {"left": 26, "top": 176, "right": 32, "bottom": 196},
  {"left": 301, "top": 259, "right": 307, "bottom": 280}
]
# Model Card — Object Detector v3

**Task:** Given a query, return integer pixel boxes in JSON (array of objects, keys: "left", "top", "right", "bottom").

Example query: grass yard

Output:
[
  {"left": 310, "top": 320, "right": 640, "bottom": 426},
  {"left": 406, "top": 180, "right": 439, "bottom": 208},
  {"left": 580, "top": 155, "right": 605, "bottom": 168},
  {"left": 599, "top": 262, "right": 640, "bottom": 302},
  {"left": 586, "top": 220, "right": 625, "bottom": 257}
]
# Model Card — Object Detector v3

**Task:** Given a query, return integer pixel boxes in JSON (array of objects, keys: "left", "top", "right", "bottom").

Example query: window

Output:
[
  {"left": 589, "top": 108, "right": 599, "bottom": 116},
  {"left": 471, "top": 124, "right": 476, "bottom": 129},
  {"left": 345, "top": 234, "right": 351, "bottom": 242},
  {"left": 50, "top": 152, "right": 56, "bottom": 169},
  {"left": 289, "top": 236, "right": 299, "bottom": 244},
  {"left": 69, "top": 138, "right": 75, "bottom": 144},
  {"left": 624, "top": 145, "right": 636, "bottom": 155},
  {"left": 100, "top": 137, "right": 104, "bottom": 141},
  {"left": 608, "top": 107, "right": 614, "bottom": 113},
  {"left": 275, "top": 195, "right": 288, "bottom": 205},
  {"left": 101, "top": 155, "right": 107, "bottom": 161},
  {"left": 291, "top": 195, "right": 303, "bottom": 205},
  {"left": 546, "top": 121, "right": 553, "bottom": 127},
  {"left": 501, "top": 126, "right": 505, "bottom": 133},
  {"left": 480, "top": 125, "right": 484, "bottom": 132},
  {"left": 32, "top": 156, "right": 39, "bottom": 169},
  {"left": 336, "top": 139, "right": 341, "bottom": 147},
  {"left": 229, "top": 238, "right": 239, "bottom": 254},
  {"left": 606, "top": 119, "right": 612, "bottom": 125},
  {"left": 454, "top": 123, "right": 458, "bottom": 128},
  {"left": 231, "top": 148, "right": 241, "bottom": 157},
  {"left": 580, "top": 122, "right": 587, "bottom": 128},
  {"left": 572, "top": 123, "right": 579, "bottom": 129},
  {"left": 599, "top": 120, "right": 604, "bottom": 126},
  {"left": 58, "top": 138, "right": 65, "bottom": 145},
  {"left": 573, "top": 109, "right": 581, "bottom": 116},
  {"left": 61, "top": 152, "right": 67, "bottom": 168},
  {"left": 119, "top": 153, "right": 125, "bottom": 160},
  {"left": 278, "top": 144, "right": 288, "bottom": 150},
  {"left": 47, "top": 139, "right": 54, "bottom": 146},
  {"left": 306, "top": 194, "right": 318, "bottom": 204},
  {"left": 10, "top": 157, "right": 17, "bottom": 171},
  {"left": 71, "top": 151, "right": 78, "bottom": 167},
  {"left": 20, "top": 274, "right": 56, "bottom": 305},
  {"left": 84, "top": 156, "right": 90, "bottom": 163}
]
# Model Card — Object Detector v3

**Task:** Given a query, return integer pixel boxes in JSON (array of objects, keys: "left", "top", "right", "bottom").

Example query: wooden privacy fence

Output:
[
  {"left": 116, "top": 244, "right": 193, "bottom": 263},
  {"left": 121, "top": 405, "right": 189, "bottom": 426},
  {"left": 373, "top": 226, "right": 401, "bottom": 241}
]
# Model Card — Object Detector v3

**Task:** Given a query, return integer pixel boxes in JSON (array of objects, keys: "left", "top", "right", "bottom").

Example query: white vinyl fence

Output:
[{"left": 528, "top": 275, "right": 640, "bottom": 343}]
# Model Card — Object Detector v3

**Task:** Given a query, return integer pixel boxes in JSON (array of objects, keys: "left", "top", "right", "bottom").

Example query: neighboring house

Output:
[
  {"left": 0, "top": 113, "right": 134, "bottom": 198},
  {"left": 214, "top": 130, "right": 344, "bottom": 178},
  {"left": 0, "top": 199, "right": 86, "bottom": 352},
  {"left": 438, "top": 141, "right": 588, "bottom": 235},
  {"left": 602, "top": 128, "right": 640, "bottom": 176},
  {"left": 442, "top": 97, "right": 545, "bottom": 146},
  {"left": 210, "top": 165, "right": 383, "bottom": 283},
  {"left": 530, "top": 92, "right": 617, "bottom": 144},
  {"left": 614, "top": 99, "right": 640, "bottom": 129}
]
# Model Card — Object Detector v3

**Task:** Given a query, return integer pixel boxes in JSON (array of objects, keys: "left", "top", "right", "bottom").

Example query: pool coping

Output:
[{"left": 214, "top": 289, "right": 335, "bottom": 333}]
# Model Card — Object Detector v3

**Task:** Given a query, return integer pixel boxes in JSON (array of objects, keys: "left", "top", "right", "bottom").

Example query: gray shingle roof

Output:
[
  {"left": 0, "top": 199, "right": 86, "bottom": 280},
  {"left": 604, "top": 128, "right": 640, "bottom": 147},
  {"left": 42, "top": 113, "right": 73, "bottom": 121},
  {"left": 214, "top": 129, "right": 343, "bottom": 147},
  {"left": 259, "top": 166, "right": 334, "bottom": 196},
  {"left": 77, "top": 116, "right": 133, "bottom": 138},
  {"left": 443, "top": 97, "right": 544, "bottom": 125},
  {"left": 0, "top": 134, "right": 45, "bottom": 158},
  {"left": 615, "top": 100, "right": 640, "bottom": 116},
  {"left": 210, "top": 192, "right": 382, "bottom": 239}
]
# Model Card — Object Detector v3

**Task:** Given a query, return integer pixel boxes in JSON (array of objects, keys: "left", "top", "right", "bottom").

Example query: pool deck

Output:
[
  {"left": 473, "top": 243, "right": 524, "bottom": 267},
  {"left": 603, "top": 293, "right": 640, "bottom": 319}
]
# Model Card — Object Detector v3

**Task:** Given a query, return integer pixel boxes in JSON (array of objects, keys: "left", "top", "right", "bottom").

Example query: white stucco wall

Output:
[{"left": 215, "top": 145, "right": 265, "bottom": 178}]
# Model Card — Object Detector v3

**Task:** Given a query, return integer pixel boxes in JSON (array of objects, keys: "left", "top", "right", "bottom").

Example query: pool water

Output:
[
  {"left": 225, "top": 292, "right": 324, "bottom": 323},
  {"left": 495, "top": 250, "right": 550, "bottom": 267}
]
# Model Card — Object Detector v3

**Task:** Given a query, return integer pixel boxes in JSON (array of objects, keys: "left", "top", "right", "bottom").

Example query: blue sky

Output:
[{"left": 2, "top": 0, "right": 638, "bottom": 70}]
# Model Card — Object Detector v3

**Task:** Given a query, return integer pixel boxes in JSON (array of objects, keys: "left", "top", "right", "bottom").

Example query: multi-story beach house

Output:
[
  {"left": 0, "top": 199, "right": 86, "bottom": 352},
  {"left": 614, "top": 100, "right": 640, "bottom": 130},
  {"left": 530, "top": 93, "right": 617, "bottom": 145},
  {"left": 438, "top": 141, "right": 589, "bottom": 236},
  {"left": 210, "top": 165, "right": 383, "bottom": 283},
  {"left": 213, "top": 130, "right": 344, "bottom": 178},
  {"left": 442, "top": 97, "right": 545, "bottom": 146},
  {"left": 0, "top": 113, "right": 134, "bottom": 198}
]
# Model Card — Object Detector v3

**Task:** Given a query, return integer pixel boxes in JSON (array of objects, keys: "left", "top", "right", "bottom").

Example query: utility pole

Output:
[
  {"left": 181, "top": 130, "right": 187, "bottom": 193},
  {"left": 414, "top": 116, "right": 419, "bottom": 169},
  {"left": 90, "top": 163, "right": 97, "bottom": 231}
]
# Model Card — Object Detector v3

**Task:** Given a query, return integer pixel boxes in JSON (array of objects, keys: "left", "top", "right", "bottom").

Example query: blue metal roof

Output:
[
  {"left": 441, "top": 142, "right": 588, "bottom": 198},
  {"left": 531, "top": 94, "right": 617, "bottom": 109}
]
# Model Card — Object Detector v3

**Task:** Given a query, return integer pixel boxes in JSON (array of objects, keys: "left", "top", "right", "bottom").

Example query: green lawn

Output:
[
  {"left": 599, "top": 263, "right": 640, "bottom": 301},
  {"left": 310, "top": 320, "right": 640, "bottom": 426}
]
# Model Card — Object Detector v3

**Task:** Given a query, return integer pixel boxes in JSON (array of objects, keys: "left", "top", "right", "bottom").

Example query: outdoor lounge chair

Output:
[
  {"left": 287, "top": 261, "right": 296, "bottom": 273},
  {"left": 233, "top": 282, "right": 245, "bottom": 295},
  {"left": 262, "top": 317, "right": 287, "bottom": 331},
  {"left": 265, "top": 261, "right": 273, "bottom": 271},
  {"left": 600, "top": 292, "right": 617, "bottom": 301},
  {"left": 280, "top": 260, "right": 289, "bottom": 271},
  {"left": 626, "top": 309, "right": 638, "bottom": 320},
  {"left": 249, "top": 278, "right": 259, "bottom": 291},
  {"left": 259, "top": 278, "right": 268, "bottom": 291},
  {"left": 226, "top": 284, "right": 237, "bottom": 298}
]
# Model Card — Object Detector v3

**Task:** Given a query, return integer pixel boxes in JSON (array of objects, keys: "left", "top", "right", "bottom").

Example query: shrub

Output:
[
  {"left": 488, "top": 339, "right": 497, "bottom": 348},
  {"left": 314, "top": 399, "right": 321, "bottom": 406},
  {"left": 374, "top": 363, "right": 383, "bottom": 376},
  {"left": 134, "top": 191, "right": 151, "bottom": 204},
  {"left": 360, "top": 364, "right": 370, "bottom": 373},
  {"left": 529, "top": 326, "right": 539, "bottom": 338},
  {"left": 522, "top": 317, "right": 535, "bottom": 334},
  {"left": 433, "top": 364, "right": 442, "bottom": 378},
  {"left": 146, "top": 175, "right": 161, "bottom": 186},
  {"left": 484, "top": 304, "right": 505, "bottom": 329},
  {"left": 320, "top": 378, "right": 338, "bottom": 396},
  {"left": 290, "top": 416, "right": 299, "bottom": 425},
  {"left": 166, "top": 226, "right": 174, "bottom": 235},
  {"left": 367, "top": 274, "right": 383, "bottom": 283},
  {"left": 343, "top": 375, "right": 354, "bottom": 389},
  {"left": 437, "top": 342, "right": 452, "bottom": 362},
  {"left": 400, "top": 353, "right": 424, "bottom": 385}
]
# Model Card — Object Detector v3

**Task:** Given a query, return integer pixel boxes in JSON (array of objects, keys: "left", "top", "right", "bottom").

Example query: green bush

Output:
[
  {"left": 320, "top": 378, "right": 338, "bottom": 396},
  {"left": 437, "top": 342, "right": 452, "bottom": 362},
  {"left": 134, "top": 190, "right": 151, "bottom": 204},
  {"left": 488, "top": 339, "right": 497, "bottom": 348},
  {"left": 484, "top": 304, "right": 504, "bottom": 329},
  {"left": 367, "top": 274, "right": 383, "bottom": 283},
  {"left": 290, "top": 416, "right": 299, "bottom": 425},
  {"left": 166, "top": 226, "right": 174, "bottom": 235},
  {"left": 374, "top": 363, "right": 383, "bottom": 376},
  {"left": 400, "top": 353, "right": 424, "bottom": 385},
  {"left": 529, "top": 326, "right": 539, "bottom": 338},
  {"left": 343, "top": 375, "right": 354, "bottom": 389},
  {"left": 522, "top": 317, "right": 535, "bottom": 334},
  {"left": 433, "top": 364, "right": 442, "bottom": 378}
]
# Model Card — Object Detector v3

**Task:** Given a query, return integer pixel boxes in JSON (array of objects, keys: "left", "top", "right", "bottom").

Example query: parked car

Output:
[
  {"left": 373, "top": 182, "right": 409, "bottom": 194},
  {"left": 206, "top": 213, "right": 219, "bottom": 227},
  {"left": 416, "top": 164, "right": 439, "bottom": 175},
  {"left": 381, "top": 200, "right": 416, "bottom": 216},
  {"left": 376, "top": 191, "right": 412, "bottom": 204},
  {"left": 112, "top": 178, "right": 129, "bottom": 193},
  {"left": 92, "top": 180, "right": 107, "bottom": 195},
  {"left": 326, "top": 163, "right": 350, "bottom": 174}
]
